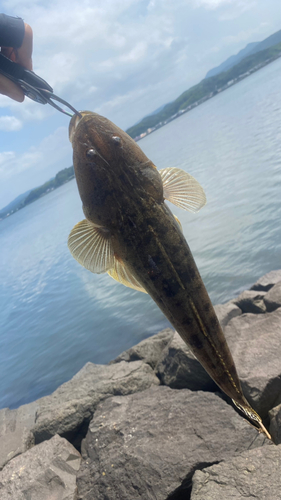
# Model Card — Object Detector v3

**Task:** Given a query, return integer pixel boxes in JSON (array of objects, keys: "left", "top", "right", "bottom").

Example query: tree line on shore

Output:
[
  {"left": 0, "top": 166, "right": 75, "bottom": 220},
  {"left": 126, "top": 40, "right": 281, "bottom": 140}
]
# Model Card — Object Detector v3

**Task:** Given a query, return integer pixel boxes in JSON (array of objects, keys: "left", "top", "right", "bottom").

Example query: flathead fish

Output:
[{"left": 68, "top": 111, "right": 270, "bottom": 439}]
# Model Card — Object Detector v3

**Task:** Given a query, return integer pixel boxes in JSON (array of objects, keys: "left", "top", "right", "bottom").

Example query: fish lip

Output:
[{"left": 69, "top": 111, "right": 94, "bottom": 144}]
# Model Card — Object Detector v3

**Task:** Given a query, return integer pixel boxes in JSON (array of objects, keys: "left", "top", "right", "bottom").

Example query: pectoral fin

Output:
[
  {"left": 68, "top": 219, "right": 114, "bottom": 273},
  {"left": 159, "top": 167, "right": 206, "bottom": 213},
  {"left": 108, "top": 258, "right": 147, "bottom": 294}
]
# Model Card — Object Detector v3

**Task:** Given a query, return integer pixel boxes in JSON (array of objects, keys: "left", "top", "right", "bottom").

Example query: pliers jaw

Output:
[{"left": 0, "top": 52, "right": 81, "bottom": 118}]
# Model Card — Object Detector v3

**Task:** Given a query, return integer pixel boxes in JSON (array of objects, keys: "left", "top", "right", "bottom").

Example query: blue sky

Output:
[{"left": 0, "top": 0, "right": 280, "bottom": 207}]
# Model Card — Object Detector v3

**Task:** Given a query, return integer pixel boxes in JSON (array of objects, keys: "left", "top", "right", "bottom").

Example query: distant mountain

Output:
[
  {"left": 0, "top": 166, "right": 75, "bottom": 220},
  {"left": 147, "top": 103, "right": 171, "bottom": 117},
  {"left": 131, "top": 103, "right": 170, "bottom": 128},
  {"left": 249, "top": 28, "right": 281, "bottom": 55},
  {"left": 205, "top": 28, "right": 281, "bottom": 78},
  {"left": 205, "top": 42, "right": 259, "bottom": 78},
  {"left": 0, "top": 190, "right": 31, "bottom": 214},
  {"left": 126, "top": 39, "right": 281, "bottom": 139}
]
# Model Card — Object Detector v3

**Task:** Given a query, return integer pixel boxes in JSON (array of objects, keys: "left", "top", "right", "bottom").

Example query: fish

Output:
[{"left": 68, "top": 110, "right": 271, "bottom": 440}]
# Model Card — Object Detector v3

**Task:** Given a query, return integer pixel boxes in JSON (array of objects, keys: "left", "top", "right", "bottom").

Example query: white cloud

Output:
[
  {"left": 218, "top": 2, "right": 256, "bottom": 20},
  {"left": 0, "top": 116, "right": 22, "bottom": 131},
  {"left": 222, "top": 25, "right": 265, "bottom": 46},
  {"left": 0, "top": 151, "right": 16, "bottom": 167},
  {"left": 0, "top": 0, "right": 280, "bottom": 208},
  {"left": 193, "top": 0, "right": 242, "bottom": 9},
  {"left": 0, "top": 1, "right": 176, "bottom": 119},
  {"left": 0, "top": 0, "right": 275, "bottom": 131},
  {"left": 0, "top": 126, "right": 69, "bottom": 180}
]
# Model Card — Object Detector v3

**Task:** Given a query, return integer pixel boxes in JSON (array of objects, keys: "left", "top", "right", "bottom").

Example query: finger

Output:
[
  {"left": 1, "top": 47, "right": 17, "bottom": 62},
  {"left": 16, "top": 23, "right": 33, "bottom": 70},
  {"left": 0, "top": 74, "right": 25, "bottom": 102}
]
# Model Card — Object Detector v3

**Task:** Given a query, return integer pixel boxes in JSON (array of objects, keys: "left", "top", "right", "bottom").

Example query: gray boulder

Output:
[
  {"left": 269, "top": 403, "right": 281, "bottom": 444},
  {"left": 191, "top": 443, "right": 279, "bottom": 500},
  {"left": 214, "top": 300, "right": 242, "bottom": 330},
  {"left": 33, "top": 360, "right": 159, "bottom": 444},
  {"left": 251, "top": 269, "right": 281, "bottom": 291},
  {"left": 77, "top": 386, "right": 266, "bottom": 500},
  {"left": 0, "top": 360, "right": 159, "bottom": 469},
  {"left": 0, "top": 434, "right": 81, "bottom": 500},
  {"left": 0, "top": 402, "right": 37, "bottom": 470},
  {"left": 263, "top": 282, "right": 281, "bottom": 312},
  {"left": 156, "top": 331, "right": 216, "bottom": 390},
  {"left": 110, "top": 328, "right": 174, "bottom": 368},
  {"left": 225, "top": 308, "right": 281, "bottom": 417},
  {"left": 232, "top": 290, "right": 266, "bottom": 314}
]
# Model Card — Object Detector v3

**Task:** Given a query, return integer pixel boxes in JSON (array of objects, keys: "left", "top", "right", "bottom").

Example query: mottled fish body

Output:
[{"left": 68, "top": 111, "right": 270, "bottom": 439}]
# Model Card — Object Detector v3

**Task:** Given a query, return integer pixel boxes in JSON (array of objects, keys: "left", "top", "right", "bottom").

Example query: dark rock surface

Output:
[
  {"left": 225, "top": 307, "right": 281, "bottom": 417},
  {"left": 77, "top": 386, "right": 266, "bottom": 500},
  {"left": 0, "top": 434, "right": 81, "bottom": 500},
  {"left": 263, "top": 281, "right": 281, "bottom": 312},
  {"left": 110, "top": 328, "right": 174, "bottom": 368},
  {"left": 233, "top": 289, "right": 266, "bottom": 314},
  {"left": 251, "top": 269, "right": 281, "bottom": 291},
  {"left": 156, "top": 331, "right": 216, "bottom": 391},
  {"left": 191, "top": 444, "right": 280, "bottom": 500}
]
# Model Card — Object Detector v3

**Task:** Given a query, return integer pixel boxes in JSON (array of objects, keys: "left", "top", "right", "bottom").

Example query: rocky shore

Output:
[{"left": 1, "top": 269, "right": 281, "bottom": 499}]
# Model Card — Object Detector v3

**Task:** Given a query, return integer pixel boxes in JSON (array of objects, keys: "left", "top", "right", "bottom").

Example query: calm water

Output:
[{"left": 1, "top": 58, "right": 281, "bottom": 410}]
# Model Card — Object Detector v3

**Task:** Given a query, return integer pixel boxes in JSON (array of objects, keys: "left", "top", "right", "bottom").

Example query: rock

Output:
[
  {"left": 109, "top": 328, "right": 174, "bottom": 368},
  {"left": 156, "top": 331, "right": 216, "bottom": 391},
  {"left": 0, "top": 434, "right": 81, "bottom": 500},
  {"left": 0, "top": 402, "right": 37, "bottom": 470},
  {"left": 1, "top": 361, "right": 159, "bottom": 468},
  {"left": 214, "top": 300, "right": 242, "bottom": 330},
  {"left": 269, "top": 403, "right": 281, "bottom": 444},
  {"left": 263, "top": 282, "right": 281, "bottom": 312},
  {"left": 191, "top": 443, "right": 279, "bottom": 500},
  {"left": 232, "top": 290, "right": 266, "bottom": 314},
  {"left": 225, "top": 308, "right": 281, "bottom": 417},
  {"left": 77, "top": 386, "right": 266, "bottom": 500},
  {"left": 251, "top": 269, "right": 281, "bottom": 291},
  {"left": 34, "top": 361, "right": 159, "bottom": 445}
]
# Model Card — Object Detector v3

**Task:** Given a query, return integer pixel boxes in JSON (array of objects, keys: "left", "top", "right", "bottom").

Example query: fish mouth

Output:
[
  {"left": 69, "top": 111, "right": 93, "bottom": 144},
  {"left": 69, "top": 114, "right": 82, "bottom": 144}
]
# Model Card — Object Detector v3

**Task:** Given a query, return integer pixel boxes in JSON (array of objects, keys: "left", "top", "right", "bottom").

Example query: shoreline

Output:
[
  {"left": 1, "top": 269, "right": 281, "bottom": 498},
  {"left": 134, "top": 53, "right": 281, "bottom": 142}
]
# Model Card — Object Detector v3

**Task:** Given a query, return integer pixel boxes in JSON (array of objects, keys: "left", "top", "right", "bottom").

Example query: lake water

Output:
[{"left": 1, "top": 58, "right": 281, "bottom": 410}]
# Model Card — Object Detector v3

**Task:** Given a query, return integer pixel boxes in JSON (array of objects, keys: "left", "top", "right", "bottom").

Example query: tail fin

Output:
[{"left": 232, "top": 400, "right": 271, "bottom": 440}]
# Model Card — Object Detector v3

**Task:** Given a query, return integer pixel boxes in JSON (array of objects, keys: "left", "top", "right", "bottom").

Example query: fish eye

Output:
[
  {"left": 112, "top": 136, "right": 121, "bottom": 145},
  {"left": 86, "top": 148, "right": 97, "bottom": 157}
]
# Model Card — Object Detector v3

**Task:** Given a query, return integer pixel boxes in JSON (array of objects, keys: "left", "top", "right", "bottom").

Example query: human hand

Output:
[{"left": 0, "top": 22, "right": 33, "bottom": 102}]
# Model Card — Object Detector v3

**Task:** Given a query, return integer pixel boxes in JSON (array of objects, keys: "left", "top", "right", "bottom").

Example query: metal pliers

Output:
[{"left": 0, "top": 52, "right": 81, "bottom": 117}]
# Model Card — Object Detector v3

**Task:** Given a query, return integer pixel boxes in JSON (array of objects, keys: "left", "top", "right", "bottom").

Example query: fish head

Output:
[{"left": 69, "top": 111, "right": 163, "bottom": 227}]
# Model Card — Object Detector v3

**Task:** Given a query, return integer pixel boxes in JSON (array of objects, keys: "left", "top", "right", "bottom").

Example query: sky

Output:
[{"left": 0, "top": 0, "right": 280, "bottom": 208}]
